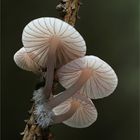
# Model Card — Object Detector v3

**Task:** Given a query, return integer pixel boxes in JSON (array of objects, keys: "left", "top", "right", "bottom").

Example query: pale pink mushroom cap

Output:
[
  {"left": 53, "top": 93, "right": 97, "bottom": 128},
  {"left": 22, "top": 17, "right": 86, "bottom": 68},
  {"left": 13, "top": 47, "right": 39, "bottom": 73},
  {"left": 57, "top": 55, "right": 118, "bottom": 99}
]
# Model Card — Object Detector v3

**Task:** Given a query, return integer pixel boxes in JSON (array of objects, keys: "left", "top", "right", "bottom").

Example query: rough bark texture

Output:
[{"left": 21, "top": 0, "right": 80, "bottom": 139}]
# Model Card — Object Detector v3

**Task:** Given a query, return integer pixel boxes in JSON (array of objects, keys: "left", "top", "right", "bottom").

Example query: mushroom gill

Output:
[
  {"left": 13, "top": 47, "right": 40, "bottom": 73},
  {"left": 57, "top": 55, "right": 118, "bottom": 99},
  {"left": 53, "top": 93, "right": 98, "bottom": 128}
]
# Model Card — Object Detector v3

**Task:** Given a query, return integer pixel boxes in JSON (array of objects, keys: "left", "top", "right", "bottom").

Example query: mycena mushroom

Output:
[
  {"left": 34, "top": 95, "right": 80, "bottom": 128},
  {"left": 13, "top": 47, "right": 40, "bottom": 73},
  {"left": 33, "top": 90, "right": 97, "bottom": 128},
  {"left": 57, "top": 55, "right": 118, "bottom": 99},
  {"left": 53, "top": 93, "right": 97, "bottom": 128},
  {"left": 22, "top": 17, "right": 86, "bottom": 99}
]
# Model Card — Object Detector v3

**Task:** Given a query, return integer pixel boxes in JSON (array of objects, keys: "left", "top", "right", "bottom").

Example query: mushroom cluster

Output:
[{"left": 14, "top": 17, "right": 118, "bottom": 129}]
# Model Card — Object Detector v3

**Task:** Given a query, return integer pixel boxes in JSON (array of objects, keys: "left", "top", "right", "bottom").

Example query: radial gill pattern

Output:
[
  {"left": 57, "top": 55, "right": 118, "bottom": 99},
  {"left": 53, "top": 93, "right": 97, "bottom": 128},
  {"left": 22, "top": 17, "right": 86, "bottom": 68},
  {"left": 13, "top": 47, "right": 39, "bottom": 72}
]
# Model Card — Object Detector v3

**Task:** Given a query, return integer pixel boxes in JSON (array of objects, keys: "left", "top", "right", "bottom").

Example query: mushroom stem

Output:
[
  {"left": 47, "top": 69, "right": 92, "bottom": 109},
  {"left": 52, "top": 100, "right": 80, "bottom": 124},
  {"left": 43, "top": 40, "right": 58, "bottom": 99}
]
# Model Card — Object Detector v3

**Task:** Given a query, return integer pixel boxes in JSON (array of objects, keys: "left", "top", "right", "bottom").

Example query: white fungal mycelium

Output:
[
  {"left": 22, "top": 17, "right": 86, "bottom": 97},
  {"left": 33, "top": 88, "right": 54, "bottom": 127},
  {"left": 33, "top": 88, "right": 46, "bottom": 104},
  {"left": 57, "top": 55, "right": 118, "bottom": 99},
  {"left": 34, "top": 102, "right": 54, "bottom": 128}
]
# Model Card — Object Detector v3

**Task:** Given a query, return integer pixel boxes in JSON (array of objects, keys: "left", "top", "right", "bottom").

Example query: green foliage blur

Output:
[{"left": 1, "top": 0, "right": 139, "bottom": 140}]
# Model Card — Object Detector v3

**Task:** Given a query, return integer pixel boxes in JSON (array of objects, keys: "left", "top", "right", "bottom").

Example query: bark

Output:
[{"left": 21, "top": 0, "right": 81, "bottom": 139}]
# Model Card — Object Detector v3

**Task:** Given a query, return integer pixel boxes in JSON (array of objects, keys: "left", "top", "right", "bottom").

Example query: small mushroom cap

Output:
[
  {"left": 22, "top": 17, "right": 86, "bottom": 68},
  {"left": 57, "top": 55, "right": 118, "bottom": 99},
  {"left": 14, "top": 47, "right": 39, "bottom": 72},
  {"left": 53, "top": 93, "right": 97, "bottom": 128}
]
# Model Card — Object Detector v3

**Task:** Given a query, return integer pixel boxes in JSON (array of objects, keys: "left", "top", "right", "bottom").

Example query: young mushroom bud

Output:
[
  {"left": 57, "top": 55, "right": 118, "bottom": 99},
  {"left": 22, "top": 17, "right": 86, "bottom": 99},
  {"left": 13, "top": 47, "right": 40, "bottom": 73},
  {"left": 53, "top": 93, "right": 97, "bottom": 128}
]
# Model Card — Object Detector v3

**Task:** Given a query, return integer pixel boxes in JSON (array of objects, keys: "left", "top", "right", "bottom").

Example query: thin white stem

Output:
[
  {"left": 47, "top": 69, "right": 92, "bottom": 109},
  {"left": 43, "top": 39, "right": 58, "bottom": 99}
]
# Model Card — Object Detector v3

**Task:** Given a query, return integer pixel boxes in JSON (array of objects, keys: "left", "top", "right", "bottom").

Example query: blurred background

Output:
[{"left": 1, "top": 0, "right": 139, "bottom": 140}]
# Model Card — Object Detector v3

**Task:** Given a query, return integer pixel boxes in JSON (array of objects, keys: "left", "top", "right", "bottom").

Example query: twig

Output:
[
  {"left": 21, "top": 0, "right": 81, "bottom": 139},
  {"left": 56, "top": 0, "right": 81, "bottom": 26}
]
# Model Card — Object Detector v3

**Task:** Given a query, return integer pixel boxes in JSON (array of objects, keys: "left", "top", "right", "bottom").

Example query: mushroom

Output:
[
  {"left": 34, "top": 96, "right": 80, "bottom": 128},
  {"left": 13, "top": 47, "right": 40, "bottom": 73},
  {"left": 22, "top": 17, "right": 86, "bottom": 98},
  {"left": 33, "top": 88, "right": 80, "bottom": 128},
  {"left": 33, "top": 89, "right": 97, "bottom": 128},
  {"left": 53, "top": 92, "right": 97, "bottom": 128},
  {"left": 57, "top": 55, "right": 118, "bottom": 99}
]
